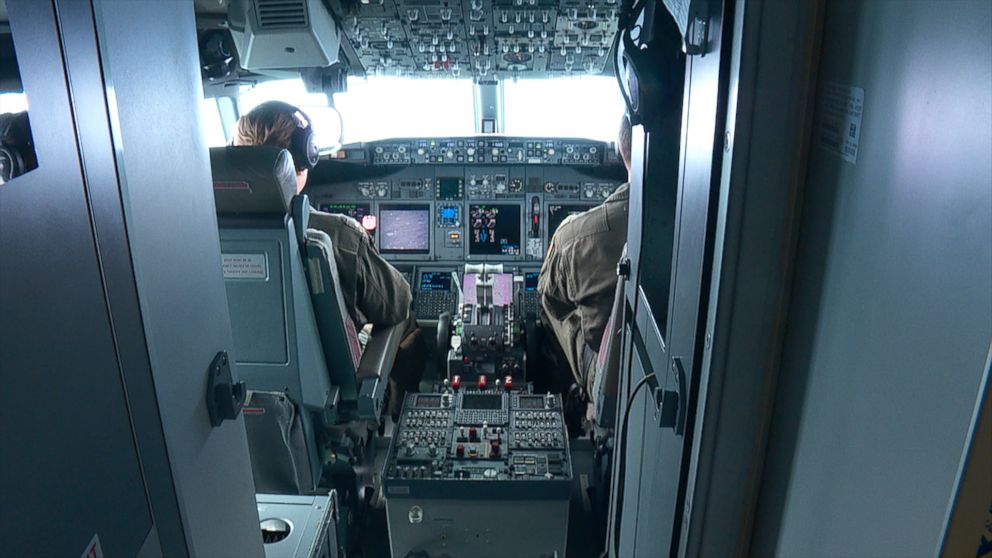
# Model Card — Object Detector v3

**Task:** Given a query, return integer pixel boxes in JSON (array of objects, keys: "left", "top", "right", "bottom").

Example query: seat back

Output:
[
  {"left": 590, "top": 254, "right": 628, "bottom": 428},
  {"left": 290, "top": 196, "right": 396, "bottom": 420},
  {"left": 290, "top": 196, "right": 362, "bottom": 401},
  {"left": 212, "top": 145, "right": 333, "bottom": 491}
]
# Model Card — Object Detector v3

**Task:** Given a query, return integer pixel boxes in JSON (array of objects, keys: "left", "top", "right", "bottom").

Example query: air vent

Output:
[{"left": 255, "top": 0, "right": 309, "bottom": 29}]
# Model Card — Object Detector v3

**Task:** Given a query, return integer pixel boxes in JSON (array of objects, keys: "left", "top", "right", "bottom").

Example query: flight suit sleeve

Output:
[
  {"left": 538, "top": 235, "right": 572, "bottom": 317},
  {"left": 354, "top": 234, "right": 413, "bottom": 327},
  {"left": 538, "top": 234, "right": 586, "bottom": 386}
]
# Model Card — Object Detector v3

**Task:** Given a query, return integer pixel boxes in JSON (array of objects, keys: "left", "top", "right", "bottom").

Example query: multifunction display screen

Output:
[
  {"left": 436, "top": 177, "right": 464, "bottom": 200},
  {"left": 379, "top": 204, "right": 430, "bottom": 253},
  {"left": 517, "top": 395, "right": 546, "bottom": 409},
  {"left": 469, "top": 204, "right": 521, "bottom": 256},
  {"left": 462, "top": 393, "right": 503, "bottom": 410},
  {"left": 419, "top": 272, "right": 452, "bottom": 292},
  {"left": 547, "top": 204, "right": 591, "bottom": 239},
  {"left": 524, "top": 272, "right": 540, "bottom": 293},
  {"left": 319, "top": 203, "right": 372, "bottom": 222},
  {"left": 437, "top": 205, "right": 460, "bottom": 227}
]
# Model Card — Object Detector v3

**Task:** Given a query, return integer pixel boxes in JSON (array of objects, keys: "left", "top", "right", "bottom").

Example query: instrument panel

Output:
[{"left": 308, "top": 136, "right": 625, "bottom": 319}]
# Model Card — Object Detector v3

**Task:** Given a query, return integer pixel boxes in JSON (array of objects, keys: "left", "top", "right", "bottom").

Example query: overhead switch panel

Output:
[{"left": 229, "top": 0, "right": 342, "bottom": 70}]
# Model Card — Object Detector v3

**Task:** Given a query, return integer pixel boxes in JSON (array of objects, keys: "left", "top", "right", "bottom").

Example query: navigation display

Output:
[
  {"left": 380, "top": 204, "right": 430, "bottom": 253},
  {"left": 469, "top": 204, "right": 521, "bottom": 256},
  {"left": 525, "top": 272, "right": 540, "bottom": 292},
  {"left": 547, "top": 204, "right": 591, "bottom": 239},
  {"left": 437, "top": 177, "right": 463, "bottom": 200},
  {"left": 319, "top": 202, "right": 371, "bottom": 222},
  {"left": 419, "top": 272, "right": 452, "bottom": 291}
]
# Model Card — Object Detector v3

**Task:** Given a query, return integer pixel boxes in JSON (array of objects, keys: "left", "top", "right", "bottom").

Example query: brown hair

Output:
[
  {"left": 617, "top": 113, "right": 632, "bottom": 172},
  {"left": 232, "top": 101, "right": 299, "bottom": 149}
]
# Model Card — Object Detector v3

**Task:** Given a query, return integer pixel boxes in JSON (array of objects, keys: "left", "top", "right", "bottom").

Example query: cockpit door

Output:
[{"left": 610, "top": 0, "right": 732, "bottom": 556}]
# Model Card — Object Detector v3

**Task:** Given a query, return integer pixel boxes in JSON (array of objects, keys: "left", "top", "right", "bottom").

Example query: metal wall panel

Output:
[
  {"left": 753, "top": 1, "right": 992, "bottom": 555},
  {"left": 0, "top": 2, "right": 154, "bottom": 555},
  {"left": 610, "top": 0, "right": 733, "bottom": 555},
  {"left": 91, "top": 1, "right": 263, "bottom": 555}
]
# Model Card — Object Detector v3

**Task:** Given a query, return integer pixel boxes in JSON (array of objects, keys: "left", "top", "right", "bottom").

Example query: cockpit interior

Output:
[{"left": 2, "top": 0, "right": 991, "bottom": 557}]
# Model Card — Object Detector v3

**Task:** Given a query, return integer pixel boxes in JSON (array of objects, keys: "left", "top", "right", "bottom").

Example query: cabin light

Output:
[{"left": 361, "top": 215, "right": 378, "bottom": 232}]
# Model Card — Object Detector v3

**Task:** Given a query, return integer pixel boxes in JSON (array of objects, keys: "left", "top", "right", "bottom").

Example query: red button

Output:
[
  {"left": 456, "top": 443, "right": 465, "bottom": 457},
  {"left": 452, "top": 375, "right": 461, "bottom": 390},
  {"left": 504, "top": 375, "right": 513, "bottom": 390},
  {"left": 478, "top": 375, "right": 488, "bottom": 389}
]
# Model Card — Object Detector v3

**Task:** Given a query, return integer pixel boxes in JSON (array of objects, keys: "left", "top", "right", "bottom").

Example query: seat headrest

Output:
[{"left": 211, "top": 146, "right": 298, "bottom": 216}]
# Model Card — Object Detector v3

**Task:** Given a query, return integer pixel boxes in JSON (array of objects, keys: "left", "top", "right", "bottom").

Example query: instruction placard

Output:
[
  {"left": 817, "top": 83, "right": 865, "bottom": 164},
  {"left": 222, "top": 253, "right": 268, "bottom": 280}
]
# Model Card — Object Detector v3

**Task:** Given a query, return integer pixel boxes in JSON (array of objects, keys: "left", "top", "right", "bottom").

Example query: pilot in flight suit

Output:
[
  {"left": 538, "top": 114, "right": 631, "bottom": 396},
  {"left": 233, "top": 101, "right": 424, "bottom": 414}
]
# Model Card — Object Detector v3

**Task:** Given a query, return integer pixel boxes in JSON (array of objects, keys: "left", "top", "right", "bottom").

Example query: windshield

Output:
[
  {"left": 0, "top": 92, "right": 29, "bottom": 113},
  {"left": 503, "top": 76, "right": 625, "bottom": 141},
  {"left": 225, "top": 75, "right": 626, "bottom": 146}
]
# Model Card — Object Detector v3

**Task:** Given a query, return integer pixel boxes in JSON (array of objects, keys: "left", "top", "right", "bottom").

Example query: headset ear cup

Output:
[
  {"left": 288, "top": 109, "right": 318, "bottom": 171},
  {"left": 0, "top": 146, "right": 25, "bottom": 184},
  {"left": 290, "top": 125, "right": 317, "bottom": 171},
  {"left": 304, "top": 128, "right": 318, "bottom": 169},
  {"left": 0, "top": 112, "right": 28, "bottom": 183}
]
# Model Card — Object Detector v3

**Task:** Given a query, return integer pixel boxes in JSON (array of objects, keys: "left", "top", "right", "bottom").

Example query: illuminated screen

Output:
[
  {"left": 469, "top": 204, "right": 521, "bottom": 256},
  {"left": 419, "top": 272, "right": 452, "bottom": 292},
  {"left": 547, "top": 204, "right": 592, "bottom": 239},
  {"left": 524, "top": 272, "right": 540, "bottom": 293},
  {"left": 437, "top": 177, "right": 463, "bottom": 199},
  {"left": 379, "top": 205, "right": 430, "bottom": 253},
  {"left": 416, "top": 395, "right": 442, "bottom": 407},
  {"left": 462, "top": 393, "right": 502, "bottom": 410},
  {"left": 319, "top": 203, "right": 371, "bottom": 222},
  {"left": 438, "top": 205, "right": 460, "bottom": 227},
  {"left": 517, "top": 395, "right": 545, "bottom": 409}
]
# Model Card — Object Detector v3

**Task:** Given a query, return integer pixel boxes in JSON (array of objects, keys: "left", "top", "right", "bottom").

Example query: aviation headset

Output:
[
  {"left": 612, "top": 0, "right": 684, "bottom": 133},
  {"left": 0, "top": 111, "right": 36, "bottom": 184},
  {"left": 251, "top": 100, "right": 319, "bottom": 172}
]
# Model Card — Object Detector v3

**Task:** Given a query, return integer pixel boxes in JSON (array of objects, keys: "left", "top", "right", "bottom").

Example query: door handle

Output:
[{"left": 207, "top": 351, "right": 245, "bottom": 427}]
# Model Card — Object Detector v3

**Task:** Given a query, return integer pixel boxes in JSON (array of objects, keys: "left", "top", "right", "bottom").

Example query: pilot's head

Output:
[
  {"left": 232, "top": 101, "right": 319, "bottom": 193},
  {"left": 617, "top": 113, "right": 632, "bottom": 175}
]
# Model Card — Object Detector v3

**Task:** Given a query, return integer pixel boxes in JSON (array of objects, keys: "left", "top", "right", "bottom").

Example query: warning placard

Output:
[
  {"left": 222, "top": 253, "right": 268, "bottom": 280},
  {"left": 817, "top": 82, "right": 865, "bottom": 164}
]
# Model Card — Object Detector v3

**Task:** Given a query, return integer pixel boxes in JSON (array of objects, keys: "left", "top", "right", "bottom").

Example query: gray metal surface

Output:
[
  {"left": 0, "top": 2, "right": 153, "bottom": 555},
  {"left": 385, "top": 498, "right": 569, "bottom": 557},
  {"left": 678, "top": 0, "right": 824, "bottom": 556},
  {"left": 256, "top": 493, "right": 337, "bottom": 558},
  {"left": 91, "top": 1, "right": 263, "bottom": 555},
  {"left": 52, "top": 0, "right": 188, "bottom": 553},
  {"left": 613, "top": 0, "right": 731, "bottom": 555},
  {"left": 751, "top": 1, "right": 992, "bottom": 556}
]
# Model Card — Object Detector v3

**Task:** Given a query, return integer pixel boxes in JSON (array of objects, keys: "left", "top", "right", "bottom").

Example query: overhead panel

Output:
[{"left": 326, "top": 0, "right": 619, "bottom": 79}]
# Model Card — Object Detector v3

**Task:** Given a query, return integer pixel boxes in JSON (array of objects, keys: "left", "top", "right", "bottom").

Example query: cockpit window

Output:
[
  {"left": 239, "top": 78, "right": 345, "bottom": 149},
  {"left": 231, "top": 75, "right": 623, "bottom": 146},
  {"left": 200, "top": 98, "right": 227, "bottom": 147},
  {"left": 235, "top": 77, "right": 475, "bottom": 147},
  {"left": 502, "top": 76, "right": 625, "bottom": 141},
  {"left": 0, "top": 92, "right": 28, "bottom": 113},
  {"left": 334, "top": 77, "right": 476, "bottom": 144}
]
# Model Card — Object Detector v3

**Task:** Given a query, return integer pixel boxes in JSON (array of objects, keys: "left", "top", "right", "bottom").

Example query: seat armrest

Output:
[
  {"left": 357, "top": 321, "right": 405, "bottom": 381},
  {"left": 356, "top": 320, "right": 406, "bottom": 420}
]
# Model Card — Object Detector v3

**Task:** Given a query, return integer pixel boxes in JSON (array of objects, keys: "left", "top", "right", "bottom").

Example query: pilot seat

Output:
[{"left": 211, "top": 145, "right": 405, "bottom": 494}]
